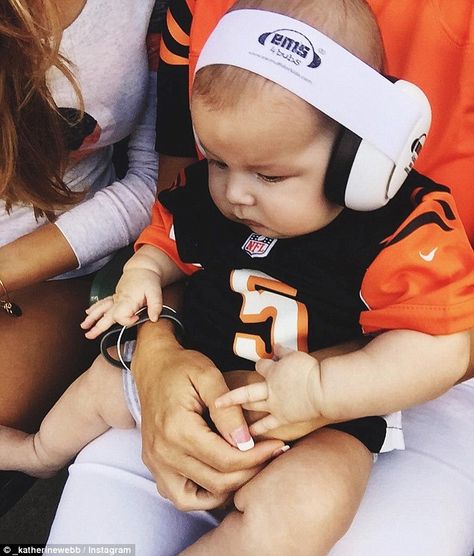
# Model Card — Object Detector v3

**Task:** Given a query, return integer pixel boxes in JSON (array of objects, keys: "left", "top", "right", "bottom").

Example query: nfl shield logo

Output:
[{"left": 242, "top": 233, "right": 277, "bottom": 258}]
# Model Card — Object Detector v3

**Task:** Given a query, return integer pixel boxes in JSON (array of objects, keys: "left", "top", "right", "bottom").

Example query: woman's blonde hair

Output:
[{"left": 0, "top": 0, "right": 84, "bottom": 219}]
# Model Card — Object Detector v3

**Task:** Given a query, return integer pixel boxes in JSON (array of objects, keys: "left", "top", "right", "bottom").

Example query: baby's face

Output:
[{"left": 192, "top": 89, "right": 343, "bottom": 239}]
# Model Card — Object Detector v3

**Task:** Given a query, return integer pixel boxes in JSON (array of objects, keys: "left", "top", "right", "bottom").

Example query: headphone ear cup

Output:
[
  {"left": 325, "top": 76, "right": 431, "bottom": 211},
  {"left": 325, "top": 127, "right": 399, "bottom": 211},
  {"left": 343, "top": 140, "right": 396, "bottom": 210},
  {"left": 324, "top": 127, "right": 362, "bottom": 206}
]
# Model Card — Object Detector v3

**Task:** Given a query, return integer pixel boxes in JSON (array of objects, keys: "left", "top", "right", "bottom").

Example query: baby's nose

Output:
[{"left": 225, "top": 175, "right": 255, "bottom": 205}]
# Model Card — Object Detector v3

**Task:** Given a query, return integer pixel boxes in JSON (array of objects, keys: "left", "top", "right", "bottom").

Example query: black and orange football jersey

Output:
[{"left": 136, "top": 161, "right": 474, "bottom": 373}]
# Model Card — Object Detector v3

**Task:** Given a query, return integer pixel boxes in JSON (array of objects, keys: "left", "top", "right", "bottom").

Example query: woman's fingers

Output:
[
  {"left": 151, "top": 461, "right": 229, "bottom": 512},
  {"left": 188, "top": 374, "right": 280, "bottom": 460},
  {"left": 142, "top": 410, "right": 283, "bottom": 502},
  {"left": 175, "top": 453, "right": 267, "bottom": 503},
  {"left": 208, "top": 399, "right": 256, "bottom": 452},
  {"left": 197, "top": 367, "right": 255, "bottom": 451},
  {"left": 201, "top": 426, "right": 280, "bottom": 470}
]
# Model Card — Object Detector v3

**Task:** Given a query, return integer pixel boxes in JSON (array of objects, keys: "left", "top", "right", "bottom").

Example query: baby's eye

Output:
[
  {"left": 209, "top": 159, "right": 228, "bottom": 170},
  {"left": 257, "top": 173, "right": 285, "bottom": 183}
]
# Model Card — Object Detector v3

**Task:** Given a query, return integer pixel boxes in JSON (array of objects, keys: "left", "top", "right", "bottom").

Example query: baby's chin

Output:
[
  {"left": 238, "top": 219, "right": 280, "bottom": 239},
  {"left": 248, "top": 223, "right": 300, "bottom": 239},
  {"left": 248, "top": 223, "right": 277, "bottom": 238},
  {"left": 222, "top": 211, "right": 292, "bottom": 239}
]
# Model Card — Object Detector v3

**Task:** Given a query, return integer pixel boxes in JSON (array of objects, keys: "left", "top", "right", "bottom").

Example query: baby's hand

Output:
[
  {"left": 81, "top": 268, "right": 163, "bottom": 339},
  {"left": 215, "top": 345, "right": 322, "bottom": 436}
]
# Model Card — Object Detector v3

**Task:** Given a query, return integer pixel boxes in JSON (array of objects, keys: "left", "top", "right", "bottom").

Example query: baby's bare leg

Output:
[
  {"left": 0, "top": 356, "right": 135, "bottom": 478},
  {"left": 182, "top": 428, "right": 372, "bottom": 556}
]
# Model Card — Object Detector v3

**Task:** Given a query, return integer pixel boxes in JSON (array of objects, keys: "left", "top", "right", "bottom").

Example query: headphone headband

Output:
[{"left": 195, "top": 9, "right": 426, "bottom": 163}]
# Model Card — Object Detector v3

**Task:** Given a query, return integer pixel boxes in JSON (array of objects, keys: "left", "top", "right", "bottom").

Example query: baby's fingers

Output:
[
  {"left": 273, "top": 343, "right": 295, "bottom": 360},
  {"left": 144, "top": 286, "right": 163, "bottom": 322},
  {"left": 81, "top": 297, "right": 114, "bottom": 330},
  {"left": 85, "top": 296, "right": 114, "bottom": 315},
  {"left": 84, "top": 313, "right": 125, "bottom": 339},
  {"left": 110, "top": 298, "right": 143, "bottom": 327},
  {"left": 215, "top": 382, "right": 268, "bottom": 409},
  {"left": 249, "top": 414, "right": 281, "bottom": 436}
]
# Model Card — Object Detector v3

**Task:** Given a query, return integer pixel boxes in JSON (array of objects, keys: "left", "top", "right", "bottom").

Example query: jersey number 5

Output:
[{"left": 230, "top": 269, "right": 308, "bottom": 362}]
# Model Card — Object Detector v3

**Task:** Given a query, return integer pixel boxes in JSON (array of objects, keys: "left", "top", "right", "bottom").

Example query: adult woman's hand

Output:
[{"left": 131, "top": 318, "right": 284, "bottom": 511}]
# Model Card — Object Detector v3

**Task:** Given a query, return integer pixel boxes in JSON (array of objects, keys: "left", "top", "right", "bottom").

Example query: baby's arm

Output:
[
  {"left": 217, "top": 330, "right": 470, "bottom": 435},
  {"left": 82, "top": 245, "right": 185, "bottom": 338},
  {"left": 316, "top": 329, "right": 469, "bottom": 419}
]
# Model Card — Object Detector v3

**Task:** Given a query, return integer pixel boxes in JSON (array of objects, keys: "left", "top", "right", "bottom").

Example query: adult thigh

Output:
[
  {"left": 48, "top": 428, "right": 218, "bottom": 555},
  {"left": 0, "top": 277, "right": 98, "bottom": 430},
  {"left": 330, "top": 380, "right": 474, "bottom": 556},
  {"left": 227, "top": 428, "right": 372, "bottom": 556}
]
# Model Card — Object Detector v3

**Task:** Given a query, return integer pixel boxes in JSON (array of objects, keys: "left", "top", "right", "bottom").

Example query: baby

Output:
[{"left": 1, "top": 1, "right": 473, "bottom": 553}]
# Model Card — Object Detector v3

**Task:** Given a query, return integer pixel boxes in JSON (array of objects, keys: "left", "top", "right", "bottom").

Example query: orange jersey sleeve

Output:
[
  {"left": 135, "top": 197, "right": 199, "bottom": 276},
  {"left": 360, "top": 188, "right": 474, "bottom": 335}
]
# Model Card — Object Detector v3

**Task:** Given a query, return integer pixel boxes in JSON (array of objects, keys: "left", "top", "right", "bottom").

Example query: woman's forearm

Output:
[{"left": 0, "top": 223, "right": 78, "bottom": 292}]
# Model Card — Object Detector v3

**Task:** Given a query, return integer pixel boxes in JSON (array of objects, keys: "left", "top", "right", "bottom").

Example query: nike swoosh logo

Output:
[{"left": 419, "top": 247, "right": 438, "bottom": 262}]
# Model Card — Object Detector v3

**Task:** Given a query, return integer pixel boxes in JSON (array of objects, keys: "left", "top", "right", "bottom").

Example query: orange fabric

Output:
[
  {"left": 167, "top": 9, "right": 190, "bottom": 46},
  {"left": 360, "top": 189, "right": 474, "bottom": 335},
  {"left": 135, "top": 201, "right": 198, "bottom": 276},
  {"left": 185, "top": 0, "right": 474, "bottom": 243},
  {"left": 188, "top": 0, "right": 234, "bottom": 93},
  {"left": 368, "top": 0, "right": 474, "bottom": 243},
  {"left": 185, "top": 0, "right": 195, "bottom": 13},
  {"left": 160, "top": 40, "right": 189, "bottom": 66}
]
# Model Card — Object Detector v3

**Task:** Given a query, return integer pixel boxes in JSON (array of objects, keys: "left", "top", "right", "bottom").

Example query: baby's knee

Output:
[
  {"left": 81, "top": 356, "right": 119, "bottom": 393},
  {"left": 77, "top": 357, "right": 122, "bottom": 403},
  {"left": 233, "top": 470, "right": 354, "bottom": 555},
  {"left": 82, "top": 357, "right": 134, "bottom": 429}
]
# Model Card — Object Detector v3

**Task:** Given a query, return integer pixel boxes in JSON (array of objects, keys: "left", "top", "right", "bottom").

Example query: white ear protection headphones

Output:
[
  {"left": 194, "top": 9, "right": 432, "bottom": 211},
  {"left": 324, "top": 77, "right": 430, "bottom": 209}
]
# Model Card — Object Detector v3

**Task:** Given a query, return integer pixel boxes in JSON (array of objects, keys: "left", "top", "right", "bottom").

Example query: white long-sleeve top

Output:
[{"left": 0, "top": 0, "right": 159, "bottom": 278}]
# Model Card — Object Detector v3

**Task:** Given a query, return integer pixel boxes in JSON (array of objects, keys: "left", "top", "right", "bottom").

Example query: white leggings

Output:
[{"left": 48, "top": 380, "right": 474, "bottom": 556}]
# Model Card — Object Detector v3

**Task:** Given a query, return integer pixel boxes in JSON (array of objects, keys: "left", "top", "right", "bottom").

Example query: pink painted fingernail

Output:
[
  {"left": 272, "top": 445, "right": 290, "bottom": 458},
  {"left": 231, "top": 426, "right": 255, "bottom": 451}
]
